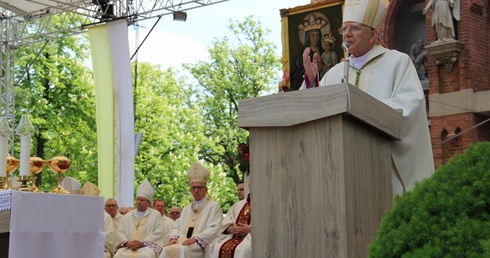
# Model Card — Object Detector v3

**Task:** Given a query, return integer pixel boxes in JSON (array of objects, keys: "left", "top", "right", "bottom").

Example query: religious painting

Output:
[{"left": 278, "top": 1, "right": 343, "bottom": 91}]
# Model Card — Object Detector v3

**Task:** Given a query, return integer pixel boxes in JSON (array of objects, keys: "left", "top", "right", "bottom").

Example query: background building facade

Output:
[{"left": 381, "top": 0, "right": 490, "bottom": 168}]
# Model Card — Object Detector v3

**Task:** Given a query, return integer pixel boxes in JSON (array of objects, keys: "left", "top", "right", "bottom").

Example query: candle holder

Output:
[
  {"left": 48, "top": 156, "right": 71, "bottom": 194},
  {"left": 30, "top": 157, "right": 45, "bottom": 192},
  {"left": 0, "top": 156, "right": 20, "bottom": 190},
  {"left": 15, "top": 114, "right": 34, "bottom": 182},
  {"left": 0, "top": 177, "right": 5, "bottom": 190},
  {"left": 17, "top": 175, "right": 30, "bottom": 191},
  {"left": 0, "top": 176, "right": 6, "bottom": 190}
]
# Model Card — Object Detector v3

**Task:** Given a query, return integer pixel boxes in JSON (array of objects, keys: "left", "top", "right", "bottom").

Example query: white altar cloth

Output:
[{"left": 0, "top": 190, "right": 104, "bottom": 258}]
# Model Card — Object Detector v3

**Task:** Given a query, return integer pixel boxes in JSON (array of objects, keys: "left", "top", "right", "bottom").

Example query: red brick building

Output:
[{"left": 382, "top": 0, "right": 490, "bottom": 168}]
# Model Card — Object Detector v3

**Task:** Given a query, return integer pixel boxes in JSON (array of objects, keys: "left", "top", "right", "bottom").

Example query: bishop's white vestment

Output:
[
  {"left": 114, "top": 208, "right": 164, "bottom": 258},
  {"left": 320, "top": 45, "right": 435, "bottom": 195},
  {"left": 160, "top": 197, "right": 223, "bottom": 258}
]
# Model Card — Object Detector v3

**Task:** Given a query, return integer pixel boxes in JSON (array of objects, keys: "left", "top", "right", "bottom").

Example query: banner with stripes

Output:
[{"left": 88, "top": 20, "right": 135, "bottom": 207}]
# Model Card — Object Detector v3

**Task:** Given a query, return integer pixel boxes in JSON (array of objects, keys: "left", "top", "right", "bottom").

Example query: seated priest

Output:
[
  {"left": 159, "top": 162, "right": 223, "bottom": 258},
  {"left": 114, "top": 179, "right": 165, "bottom": 258},
  {"left": 153, "top": 198, "right": 175, "bottom": 241},
  {"left": 104, "top": 211, "right": 118, "bottom": 258},
  {"left": 105, "top": 198, "right": 124, "bottom": 231},
  {"left": 206, "top": 182, "right": 251, "bottom": 258}
]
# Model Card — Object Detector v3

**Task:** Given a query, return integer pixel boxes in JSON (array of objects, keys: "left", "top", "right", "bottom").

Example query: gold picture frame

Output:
[{"left": 279, "top": 1, "right": 344, "bottom": 91}]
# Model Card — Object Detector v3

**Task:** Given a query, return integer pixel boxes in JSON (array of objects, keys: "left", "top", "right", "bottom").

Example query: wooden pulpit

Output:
[{"left": 238, "top": 83, "right": 402, "bottom": 258}]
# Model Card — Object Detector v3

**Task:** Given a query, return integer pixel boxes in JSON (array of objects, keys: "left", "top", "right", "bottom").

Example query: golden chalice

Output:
[
  {"left": 2, "top": 156, "right": 20, "bottom": 190},
  {"left": 30, "top": 157, "right": 45, "bottom": 192},
  {"left": 48, "top": 156, "right": 71, "bottom": 194}
]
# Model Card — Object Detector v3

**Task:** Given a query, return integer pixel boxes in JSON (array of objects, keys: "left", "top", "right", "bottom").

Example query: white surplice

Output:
[
  {"left": 160, "top": 197, "right": 223, "bottom": 258},
  {"left": 114, "top": 208, "right": 164, "bottom": 258},
  {"left": 112, "top": 212, "right": 124, "bottom": 229},
  {"left": 320, "top": 45, "right": 435, "bottom": 195},
  {"left": 104, "top": 211, "right": 118, "bottom": 258},
  {"left": 160, "top": 215, "right": 175, "bottom": 240}
]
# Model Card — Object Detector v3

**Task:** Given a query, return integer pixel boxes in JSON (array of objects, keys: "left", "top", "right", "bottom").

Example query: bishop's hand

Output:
[{"left": 303, "top": 47, "right": 319, "bottom": 87}]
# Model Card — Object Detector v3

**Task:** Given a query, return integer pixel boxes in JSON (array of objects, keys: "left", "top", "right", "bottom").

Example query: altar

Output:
[{"left": 0, "top": 190, "right": 104, "bottom": 258}]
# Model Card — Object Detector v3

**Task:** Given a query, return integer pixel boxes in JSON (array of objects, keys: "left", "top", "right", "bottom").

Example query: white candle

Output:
[
  {"left": 0, "top": 136, "right": 7, "bottom": 177},
  {"left": 19, "top": 135, "right": 31, "bottom": 176}
]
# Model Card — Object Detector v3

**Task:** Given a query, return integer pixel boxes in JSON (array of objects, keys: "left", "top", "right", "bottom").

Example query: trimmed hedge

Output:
[{"left": 369, "top": 142, "right": 490, "bottom": 258}]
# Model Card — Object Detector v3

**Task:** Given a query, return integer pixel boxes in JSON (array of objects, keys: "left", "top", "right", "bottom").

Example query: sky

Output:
[{"left": 128, "top": 0, "right": 309, "bottom": 70}]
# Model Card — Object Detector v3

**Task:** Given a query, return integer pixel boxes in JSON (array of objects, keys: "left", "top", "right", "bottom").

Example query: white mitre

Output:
[
  {"left": 342, "top": 0, "right": 389, "bottom": 29},
  {"left": 136, "top": 179, "right": 154, "bottom": 201},
  {"left": 187, "top": 162, "right": 210, "bottom": 184},
  {"left": 61, "top": 176, "right": 81, "bottom": 194},
  {"left": 81, "top": 181, "right": 100, "bottom": 196}
]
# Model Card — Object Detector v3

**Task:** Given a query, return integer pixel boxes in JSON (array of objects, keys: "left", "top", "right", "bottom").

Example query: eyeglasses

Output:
[
  {"left": 190, "top": 185, "right": 206, "bottom": 191},
  {"left": 170, "top": 212, "right": 181, "bottom": 215},
  {"left": 337, "top": 24, "right": 374, "bottom": 34},
  {"left": 105, "top": 204, "right": 117, "bottom": 208}
]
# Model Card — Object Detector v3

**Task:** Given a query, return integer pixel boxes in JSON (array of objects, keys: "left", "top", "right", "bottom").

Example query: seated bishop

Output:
[
  {"left": 114, "top": 179, "right": 165, "bottom": 258},
  {"left": 160, "top": 162, "right": 223, "bottom": 258}
]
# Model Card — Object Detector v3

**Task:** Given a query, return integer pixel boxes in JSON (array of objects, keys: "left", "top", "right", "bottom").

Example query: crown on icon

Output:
[
  {"left": 298, "top": 13, "right": 327, "bottom": 32},
  {"left": 323, "top": 33, "right": 336, "bottom": 44}
]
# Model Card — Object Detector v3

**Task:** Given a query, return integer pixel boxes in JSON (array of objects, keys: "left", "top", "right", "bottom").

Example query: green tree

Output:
[
  {"left": 369, "top": 142, "right": 490, "bottom": 257},
  {"left": 14, "top": 29, "right": 97, "bottom": 191},
  {"left": 132, "top": 63, "right": 236, "bottom": 211},
  {"left": 184, "top": 16, "right": 281, "bottom": 184},
  {"left": 10, "top": 16, "right": 263, "bottom": 212}
]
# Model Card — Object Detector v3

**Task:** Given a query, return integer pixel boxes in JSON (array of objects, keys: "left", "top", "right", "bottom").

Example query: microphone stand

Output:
[
  {"left": 342, "top": 42, "right": 351, "bottom": 114},
  {"left": 342, "top": 41, "right": 350, "bottom": 84}
]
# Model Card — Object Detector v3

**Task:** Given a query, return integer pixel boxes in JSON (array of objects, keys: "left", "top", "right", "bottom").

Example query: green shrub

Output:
[{"left": 369, "top": 142, "right": 490, "bottom": 258}]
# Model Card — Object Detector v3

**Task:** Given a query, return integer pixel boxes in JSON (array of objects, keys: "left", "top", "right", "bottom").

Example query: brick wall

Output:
[
  {"left": 460, "top": 0, "right": 490, "bottom": 92},
  {"left": 382, "top": 0, "right": 490, "bottom": 169},
  {"left": 431, "top": 114, "right": 477, "bottom": 167}
]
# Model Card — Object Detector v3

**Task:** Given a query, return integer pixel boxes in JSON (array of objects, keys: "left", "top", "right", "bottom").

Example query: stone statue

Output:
[
  {"left": 423, "top": 0, "right": 460, "bottom": 42},
  {"left": 410, "top": 39, "right": 428, "bottom": 80}
]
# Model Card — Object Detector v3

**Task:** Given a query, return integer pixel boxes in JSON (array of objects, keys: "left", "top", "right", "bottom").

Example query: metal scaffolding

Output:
[{"left": 0, "top": 0, "right": 229, "bottom": 149}]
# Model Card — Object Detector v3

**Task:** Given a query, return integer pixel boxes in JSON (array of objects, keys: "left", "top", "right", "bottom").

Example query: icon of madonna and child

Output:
[{"left": 289, "top": 11, "right": 341, "bottom": 91}]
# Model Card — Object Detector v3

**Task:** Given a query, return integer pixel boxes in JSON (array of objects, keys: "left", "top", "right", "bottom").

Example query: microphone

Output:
[
  {"left": 342, "top": 41, "right": 350, "bottom": 84},
  {"left": 341, "top": 41, "right": 350, "bottom": 50}
]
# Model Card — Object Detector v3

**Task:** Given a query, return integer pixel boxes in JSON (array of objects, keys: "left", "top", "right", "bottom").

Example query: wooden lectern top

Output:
[{"left": 238, "top": 83, "right": 402, "bottom": 140}]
